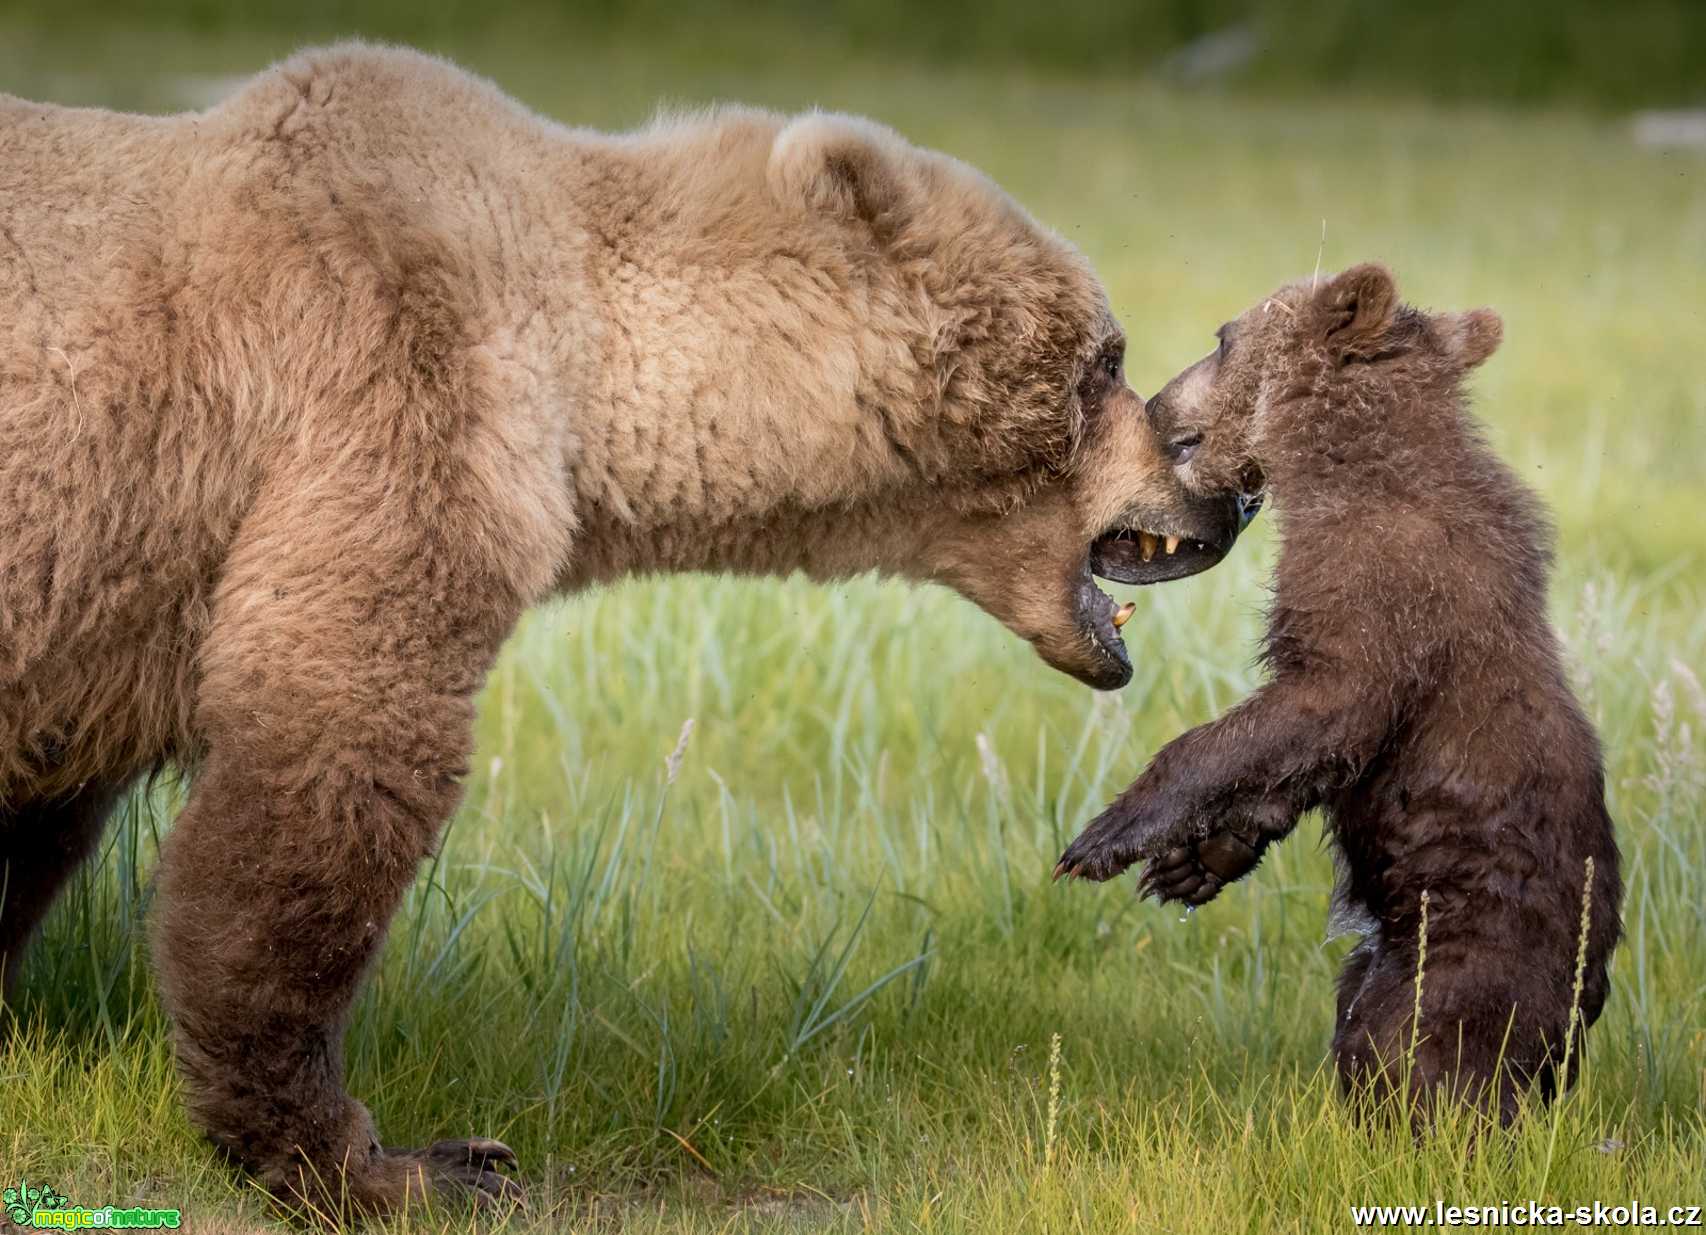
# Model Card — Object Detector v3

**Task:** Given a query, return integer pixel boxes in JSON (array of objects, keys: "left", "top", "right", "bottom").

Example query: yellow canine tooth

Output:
[
  {"left": 1164, "top": 535, "right": 1180, "bottom": 555},
  {"left": 1112, "top": 601, "right": 1136, "bottom": 630},
  {"left": 1139, "top": 532, "right": 1158, "bottom": 562}
]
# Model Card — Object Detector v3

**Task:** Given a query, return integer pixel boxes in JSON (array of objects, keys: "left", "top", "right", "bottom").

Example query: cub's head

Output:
[
  {"left": 1146, "top": 264, "right": 1504, "bottom": 500},
  {"left": 765, "top": 113, "right": 1257, "bottom": 689}
]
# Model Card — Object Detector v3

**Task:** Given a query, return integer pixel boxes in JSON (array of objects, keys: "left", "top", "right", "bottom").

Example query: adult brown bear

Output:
[{"left": 0, "top": 44, "right": 1250, "bottom": 1215}]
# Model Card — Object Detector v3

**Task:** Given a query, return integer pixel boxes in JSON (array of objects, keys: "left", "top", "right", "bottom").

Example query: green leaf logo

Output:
[{"left": 4, "top": 1179, "right": 29, "bottom": 1224}]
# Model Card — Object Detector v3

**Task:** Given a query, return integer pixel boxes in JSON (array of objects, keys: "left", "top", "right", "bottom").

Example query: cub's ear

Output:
[
  {"left": 768, "top": 112, "right": 910, "bottom": 231},
  {"left": 1443, "top": 307, "right": 1503, "bottom": 370},
  {"left": 1313, "top": 263, "right": 1398, "bottom": 360}
]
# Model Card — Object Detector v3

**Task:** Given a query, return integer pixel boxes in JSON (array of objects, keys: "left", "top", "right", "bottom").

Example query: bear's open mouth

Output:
[
  {"left": 1071, "top": 490, "right": 1256, "bottom": 685},
  {"left": 1092, "top": 526, "right": 1229, "bottom": 587}
]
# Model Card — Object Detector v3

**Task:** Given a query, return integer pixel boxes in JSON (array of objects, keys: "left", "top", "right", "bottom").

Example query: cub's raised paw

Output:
[
  {"left": 1136, "top": 830, "right": 1264, "bottom": 907},
  {"left": 1053, "top": 796, "right": 1169, "bottom": 883}
]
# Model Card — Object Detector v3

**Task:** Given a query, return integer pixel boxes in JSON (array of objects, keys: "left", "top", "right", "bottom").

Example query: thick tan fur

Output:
[{"left": 2, "top": 44, "right": 1231, "bottom": 1216}]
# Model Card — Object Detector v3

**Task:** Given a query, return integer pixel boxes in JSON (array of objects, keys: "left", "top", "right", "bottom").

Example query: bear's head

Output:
[
  {"left": 755, "top": 114, "right": 1261, "bottom": 690},
  {"left": 1143, "top": 263, "right": 1503, "bottom": 502}
]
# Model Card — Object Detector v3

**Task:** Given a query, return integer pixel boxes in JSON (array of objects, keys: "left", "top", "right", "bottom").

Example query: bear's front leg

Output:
[
  {"left": 151, "top": 483, "right": 536, "bottom": 1219},
  {"left": 155, "top": 741, "right": 526, "bottom": 1217},
  {"left": 1054, "top": 761, "right": 1294, "bottom": 897},
  {"left": 1052, "top": 754, "right": 1208, "bottom": 884},
  {"left": 1054, "top": 675, "right": 1374, "bottom": 888}
]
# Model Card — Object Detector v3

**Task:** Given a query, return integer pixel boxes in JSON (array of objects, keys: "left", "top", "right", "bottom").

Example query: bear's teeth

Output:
[
  {"left": 1164, "top": 535, "right": 1180, "bottom": 555},
  {"left": 1139, "top": 532, "right": 1158, "bottom": 561},
  {"left": 1112, "top": 601, "right": 1136, "bottom": 630}
]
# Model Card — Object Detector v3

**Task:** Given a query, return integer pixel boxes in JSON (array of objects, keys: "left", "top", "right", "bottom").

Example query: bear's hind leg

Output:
[
  {"left": 1333, "top": 930, "right": 1564, "bottom": 1127},
  {"left": 1, "top": 780, "right": 125, "bottom": 1001}
]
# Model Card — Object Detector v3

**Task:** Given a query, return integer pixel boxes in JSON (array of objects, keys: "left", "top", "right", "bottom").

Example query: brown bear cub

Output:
[{"left": 1056, "top": 264, "right": 1622, "bottom": 1123}]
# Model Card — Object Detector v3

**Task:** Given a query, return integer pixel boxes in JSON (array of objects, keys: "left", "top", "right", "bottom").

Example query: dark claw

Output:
[
  {"left": 1052, "top": 854, "right": 1092, "bottom": 882},
  {"left": 429, "top": 1137, "right": 518, "bottom": 1170},
  {"left": 1054, "top": 795, "right": 1161, "bottom": 885},
  {"left": 392, "top": 1137, "right": 527, "bottom": 1211},
  {"left": 474, "top": 1174, "right": 526, "bottom": 1208}
]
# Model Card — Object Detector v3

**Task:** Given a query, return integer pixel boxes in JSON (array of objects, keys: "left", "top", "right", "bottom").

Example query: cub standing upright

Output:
[{"left": 1057, "top": 265, "right": 1622, "bottom": 1124}]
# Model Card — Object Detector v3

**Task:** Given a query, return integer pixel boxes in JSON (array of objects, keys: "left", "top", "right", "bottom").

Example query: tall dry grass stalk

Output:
[
  {"left": 1563, "top": 857, "right": 1596, "bottom": 1083},
  {"left": 1043, "top": 1031, "right": 1063, "bottom": 1172},
  {"left": 1539, "top": 857, "right": 1598, "bottom": 1188},
  {"left": 1409, "top": 890, "right": 1430, "bottom": 1061}
]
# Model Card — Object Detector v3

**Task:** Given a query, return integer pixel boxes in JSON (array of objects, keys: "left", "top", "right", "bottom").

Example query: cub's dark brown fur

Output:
[{"left": 1057, "top": 265, "right": 1622, "bottom": 1123}]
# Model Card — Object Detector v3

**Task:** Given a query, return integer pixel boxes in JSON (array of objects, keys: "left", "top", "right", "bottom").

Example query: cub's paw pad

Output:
[
  {"left": 1137, "top": 830, "right": 1261, "bottom": 906},
  {"left": 1137, "top": 844, "right": 1223, "bottom": 906},
  {"left": 1195, "top": 830, "right": 1262, "bottom": 882},
  {"left": 391, "top": 1137, "right": 526, "bottom": 1210}
]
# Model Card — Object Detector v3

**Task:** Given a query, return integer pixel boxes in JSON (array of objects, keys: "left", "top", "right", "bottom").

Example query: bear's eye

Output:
[
  {"left": 1167, "top": 432, "right": 1204, "bottom": 464},
  {"left": 1101, "top": 351, "right": 1121, "bottom": 382}
]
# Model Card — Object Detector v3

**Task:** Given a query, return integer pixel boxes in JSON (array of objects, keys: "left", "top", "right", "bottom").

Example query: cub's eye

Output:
[
  {"left": 1167, "top": 432, "right": 1204, "bottom": 463},
  {"left": 1102, "top": 352, "right": 1121, "bottom": 382}
]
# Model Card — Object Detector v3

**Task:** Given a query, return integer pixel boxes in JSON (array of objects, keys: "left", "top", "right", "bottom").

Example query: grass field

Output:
[{"left": 1, "top": 20, "right": 1704, "bottom": 1235}]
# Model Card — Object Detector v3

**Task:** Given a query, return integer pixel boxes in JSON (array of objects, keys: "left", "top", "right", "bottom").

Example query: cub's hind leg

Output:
[
  {"left": 0, "top": 780, "right": 126, "bottom": 1001},
  {"left": 1332, "top": 925, "right": 1567, "bottom": 1127}
]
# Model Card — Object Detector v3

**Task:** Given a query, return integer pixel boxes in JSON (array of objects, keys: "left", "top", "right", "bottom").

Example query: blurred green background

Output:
[{"left": 5, "top": 0, "right": 1705, "bottom": 108}]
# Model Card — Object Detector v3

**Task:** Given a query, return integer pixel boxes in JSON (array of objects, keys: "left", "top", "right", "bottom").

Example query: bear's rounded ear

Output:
[
  {"left": 768, "top": 112, "right": 909, "bottom": 233},
  {"left": 1313, "top": 263, "right": 1398, "bottom": 359},
  {"left": 1444, "top": 307, "right": 1503, "bottom": 370}
]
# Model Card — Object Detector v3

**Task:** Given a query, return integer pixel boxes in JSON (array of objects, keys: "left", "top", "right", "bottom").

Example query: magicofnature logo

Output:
[{"left": 3, "top": 1179, "right": 181, "bottom": 1230}]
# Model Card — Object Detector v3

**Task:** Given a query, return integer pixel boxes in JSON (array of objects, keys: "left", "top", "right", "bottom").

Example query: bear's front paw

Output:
[
  {"left": 388, "top": 1138, "right": 527, "bottom": 1211},
  {"left": 293, "top": 1136, "right": 527, "bottom": 1219},
  {"left": 1136, "top": 829, "right": 1264, "bottom": 906},
  {"left": 1053, "top": 790, "right": 1183, "bottom": 883}
]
